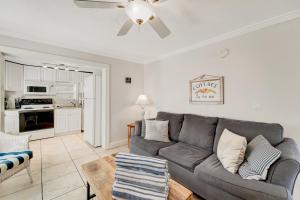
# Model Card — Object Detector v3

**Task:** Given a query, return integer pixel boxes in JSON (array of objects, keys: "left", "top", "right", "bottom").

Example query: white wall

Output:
[
  {"left": 109, "top": 59, "right": 144, "bottom": 144},
  {"left": 144, "top": 17, "right": 300, "bottom": 143},
  {"left": 0, "top": 53, "right": 5, "bottom": 131},
  {"left": 0, "top": 35, "right": 144, "bottom": 146}
]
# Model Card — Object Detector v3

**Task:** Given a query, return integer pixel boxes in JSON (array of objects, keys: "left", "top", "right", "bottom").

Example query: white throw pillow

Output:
[
  {"left": 217, "top": 129, "right": 247, "bottom": 174},
  {"left": 144, "top": 120, "right": 170, "bottom": 142}
]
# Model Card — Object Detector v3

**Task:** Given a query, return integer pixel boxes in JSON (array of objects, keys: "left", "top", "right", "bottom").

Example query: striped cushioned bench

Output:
[{"left": 0, "top": 151, "right": 33, "bottom": 174}]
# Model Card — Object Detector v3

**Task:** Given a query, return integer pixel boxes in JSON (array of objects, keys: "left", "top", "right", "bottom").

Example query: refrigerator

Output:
[{"left": 83, "top": 74, "right": 102, "bottom": 147}]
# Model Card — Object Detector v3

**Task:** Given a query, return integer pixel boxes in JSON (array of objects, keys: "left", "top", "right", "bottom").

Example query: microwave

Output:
[{"left": 24, "top": 82, "right": 54, "bottom": 95}]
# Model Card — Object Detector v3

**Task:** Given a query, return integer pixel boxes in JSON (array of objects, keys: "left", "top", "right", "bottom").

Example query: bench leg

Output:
[
  {"left": 87, "top": 182, "right": 96, "bottom": 200},
  {"left": 26, "top": 163, "right": 33, "bottom": 184}
]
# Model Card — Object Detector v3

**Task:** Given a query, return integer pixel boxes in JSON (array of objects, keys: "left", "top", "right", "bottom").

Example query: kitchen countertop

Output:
[
  {"left": 5, "top": 107, "right": 82, "bottom": 112},
  {"left": 55, "top": 106, "right": 82, "bottom": 109},
  {"left": 4, "top": 109, "right": 20, "bottom": 112}
]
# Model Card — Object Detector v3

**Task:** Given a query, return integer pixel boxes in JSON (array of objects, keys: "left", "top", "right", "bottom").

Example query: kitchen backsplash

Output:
[{"left": 5, "top": 91, "right": 80, "bottom": 109}]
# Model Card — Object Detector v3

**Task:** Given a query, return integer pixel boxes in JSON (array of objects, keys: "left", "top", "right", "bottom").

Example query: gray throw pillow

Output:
[
  {"left": 156, "top": 112, "right": 184, "bottom": 141},
  {"left": 144, "top": 120, "right": 170, "bottom": 142},
  {"left": 239, "top": 135, "right": 281, "bottom": 180}
]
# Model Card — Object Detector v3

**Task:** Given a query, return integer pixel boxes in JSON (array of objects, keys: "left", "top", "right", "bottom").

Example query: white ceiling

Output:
[{"left": 0, "top": 0, "right": 300, "bottom": 64}]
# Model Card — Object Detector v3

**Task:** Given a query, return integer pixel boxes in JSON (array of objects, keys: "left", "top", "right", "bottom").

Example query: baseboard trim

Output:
[{"left": 108, "top": 139, "right": 127, "bottom": 149}]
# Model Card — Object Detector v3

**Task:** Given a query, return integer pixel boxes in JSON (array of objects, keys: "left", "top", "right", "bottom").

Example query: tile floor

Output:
[
  {"left": 0, "top": 133, "right": 299, "bottom": 200},
  {"left": 0, "top": 133, "right": 128, "bottom": 200}
]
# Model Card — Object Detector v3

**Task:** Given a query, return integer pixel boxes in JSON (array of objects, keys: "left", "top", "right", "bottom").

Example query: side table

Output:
[{"left": 127, "top": 123, "right": 135, "bottom": 147}]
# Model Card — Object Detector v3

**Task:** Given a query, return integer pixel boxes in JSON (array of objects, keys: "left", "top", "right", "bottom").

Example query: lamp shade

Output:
[
  {"left": 126, "top": 0, "right": 153, "bottom": 25},
  {"left": 136, "top": 94, "right": 150, "bottom": 107}
]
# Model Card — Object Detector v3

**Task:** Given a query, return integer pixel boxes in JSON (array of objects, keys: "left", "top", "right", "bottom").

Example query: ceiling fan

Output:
[{"left": 74, "top": 0, "right": 171, "bottom": 38}]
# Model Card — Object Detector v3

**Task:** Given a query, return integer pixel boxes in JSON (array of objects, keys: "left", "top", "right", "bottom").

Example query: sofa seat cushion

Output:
[
  {"left": 130, "top": 136, "right": 175, "bottom": 156},
  {"left": 159, "top": 142, "right": 211, "bottom": 172},
  {"left": 194, "top": 154, "right": 289, "bottom": 200},
  {"left": 178, "top": 114, "right": 218, "bottom": 151},
  {"left": 156, "top": 112, "right": 184, "bottom": 141},
  {"left": 0, "top": 150, "right": 33, "bottom": 174}
]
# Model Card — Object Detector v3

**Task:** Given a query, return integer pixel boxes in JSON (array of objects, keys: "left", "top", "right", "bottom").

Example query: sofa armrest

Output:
[
  {"left": 133, "top": 120, "right": 142, "bottom": 137},
  {"left": 0, "top": 132, "right": 31, "bottom": 152},
  {"left": 267, "top": 138, "right": 300, "bottom": 194}
]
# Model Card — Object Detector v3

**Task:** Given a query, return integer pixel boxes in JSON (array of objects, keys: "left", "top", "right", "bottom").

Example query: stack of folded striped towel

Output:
[{"left": 112, "top": 153, "right": 169, "bottom": 200}]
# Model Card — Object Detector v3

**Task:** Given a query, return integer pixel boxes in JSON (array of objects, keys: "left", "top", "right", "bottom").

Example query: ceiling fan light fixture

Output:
[{"left": 126, "top": 0, "right": 153, "bottom": 25}]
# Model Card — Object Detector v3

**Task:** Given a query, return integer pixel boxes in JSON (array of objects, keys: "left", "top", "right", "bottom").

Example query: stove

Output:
[
  {"left": 20, "top": 98, "right": 54, "bottom": 111},
  {"left": 19, "top": 99, "right": 54, "bottom": 133}
]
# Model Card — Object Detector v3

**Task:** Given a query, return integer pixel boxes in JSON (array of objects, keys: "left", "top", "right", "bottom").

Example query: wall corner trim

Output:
[{"left": 144, "top": 9, "right": 300, "bottom": 64}]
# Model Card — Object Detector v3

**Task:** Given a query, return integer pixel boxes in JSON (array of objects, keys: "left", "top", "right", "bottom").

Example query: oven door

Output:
[{"left": 19, "top": 110, "right": 54, "bottom": 132}]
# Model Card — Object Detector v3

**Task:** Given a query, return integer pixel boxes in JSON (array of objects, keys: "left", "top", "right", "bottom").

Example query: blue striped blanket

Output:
[
  {"left": 115, "top": 166, "right": 169, "bottom": 192},
  {"left": 113, "top": 153, "right": 169, "bottom": 200},
  {"left": 115, "top": 153, "right": 169, "bottom": 176},
  {"left": 0, "top": 151, "right": 33, "bottom": 174},
  {"left": 112, "top": 181, "right": 168, "bottom": 200}
]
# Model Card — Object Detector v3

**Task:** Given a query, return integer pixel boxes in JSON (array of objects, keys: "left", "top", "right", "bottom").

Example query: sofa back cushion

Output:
[
  {"left": 156, "top": 112, "right": 184, "bottom": 141},
  {"left": 178, "top": 114, "right": 218, "bottom": 151},
  {"left": 213, "top": 118, "right": 284, "bottom": 152}
]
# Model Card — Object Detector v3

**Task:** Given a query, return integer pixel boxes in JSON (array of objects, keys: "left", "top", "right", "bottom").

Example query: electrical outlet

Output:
[{"left": 125, "top": 77, "right": 131, "bottom": 84}]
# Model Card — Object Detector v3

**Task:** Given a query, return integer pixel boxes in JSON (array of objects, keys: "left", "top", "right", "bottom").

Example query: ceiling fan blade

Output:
[
  {"left": 117, "top": 20, "right": 134, "bottom": 36},
  {"left": 149, "top": 16, "right": 171, "bottom": 39},
  {"left": 151, "top": 0, "right": 168, "bottom": 4},
  {"left": 74, "top": 0, "right": 125, "bottom": 9}
]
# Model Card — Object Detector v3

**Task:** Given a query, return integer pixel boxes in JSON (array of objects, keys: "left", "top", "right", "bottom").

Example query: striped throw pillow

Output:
[{"left": 239, "top": 136, "right": 281, "bottom": 180}]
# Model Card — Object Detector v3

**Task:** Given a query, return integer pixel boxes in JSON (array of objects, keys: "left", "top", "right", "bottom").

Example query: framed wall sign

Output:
[{"left": 190, "top": 74, "right": 224, "bottom": 104}]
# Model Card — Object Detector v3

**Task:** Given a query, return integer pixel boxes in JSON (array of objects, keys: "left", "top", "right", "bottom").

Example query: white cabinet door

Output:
[
  {"left": 5, "top": 62, "right": 24, "bottom": 91},
  {"left": 54, "top": 109, "right": 81, "bottom": 134},
  {"left": 41, "top": 68, "right": 56, "bottom": 82},
  {"left": 78, "top": 72, "right": 87, "bottom": 94},
  {"left": 54, "top": 110, "right": 68, "bottom": 133},
  {"left": 70, "top": 71, "right": 82, "bottom": 83},
  {"left": 82, "top": 72, "right": 91, "bottom": 83},
  {"left": 4, "top": 111, "right": 19, "bottom": 134},
  {"left": 56, "top": 70, "right": 70, "bottom": 82},
  {"left": 24, "top": 66, "right": 41, "bottom": 81},
  {"left": 68, "top": 109, "right": 81, "bottom": 131}
]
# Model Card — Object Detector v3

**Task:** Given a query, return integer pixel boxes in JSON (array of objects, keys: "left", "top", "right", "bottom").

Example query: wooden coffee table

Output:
[{"left": 82, "top": 156, "right": 193, "bottom": 200}]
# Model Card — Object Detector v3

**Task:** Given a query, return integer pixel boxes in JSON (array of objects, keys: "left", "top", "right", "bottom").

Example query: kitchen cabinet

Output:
[
  {"left": 5, "top": 62, "right": 24, "bottom": 92},
  {"left": 24, "top": 66, "right": 41, "bottom": 81},
  {"left": 82, "top": 72, "right": 91, "bottom": 82},
  {"left": 56, "top": 70, "right": 70, "bottom": 82},
  {"left": 68, "top": 109, "right": 81, "bottom": 131},
  {"left": 70, "top": 71, "right": 82, "bottom": 83},
  {"left": 54, "top": 109, "right": 68, "bottom": 133},
  {"left": 4, "top": 110, "right": 19, "bottom": 134},
  {"left": 55, "top": 108, "right": 81, "bottom": 134},
  {"left": 78, "top": 72, "right": 88, "bottom": 94},
  {"left": 41, "top": 68, "right": 56, "bottom": 82}
]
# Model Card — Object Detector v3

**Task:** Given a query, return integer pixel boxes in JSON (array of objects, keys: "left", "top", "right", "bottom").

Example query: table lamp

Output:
[{"left": 136, "top": 94, "right": 150, "bottom": 118}]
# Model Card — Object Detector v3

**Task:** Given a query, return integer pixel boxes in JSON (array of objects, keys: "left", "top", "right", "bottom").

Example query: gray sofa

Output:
[{"left": 130, "top": 112, "right": 300, "bottom": 200}]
